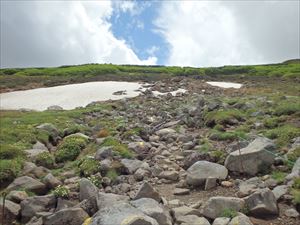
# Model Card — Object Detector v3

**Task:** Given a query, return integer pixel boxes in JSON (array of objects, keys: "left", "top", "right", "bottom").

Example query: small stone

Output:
[
  {"left": 212, "top": 217, "right": 231, "bottom": 225},
  {"left": 173, "top": 188, "right": 190, "bottom": 195},
  {"left": 158, "top": 170, "right": 179, "bottom": 181},
  {"left": 284, "top": 208, "right": 299, "bottom": 218},
  {"left": 221, "top": 181, "right": 233, "bottom": 188}
]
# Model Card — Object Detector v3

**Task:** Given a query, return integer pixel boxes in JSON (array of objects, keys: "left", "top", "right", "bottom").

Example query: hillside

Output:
[{"left": 0, "top": 62, "right": 300, "bottom": 225}]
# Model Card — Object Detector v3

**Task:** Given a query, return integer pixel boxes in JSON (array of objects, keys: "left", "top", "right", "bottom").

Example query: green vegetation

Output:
[
  {"left": 220, "top": 208, "right": 238, "bottom": 218},
  {"left": 209, "top": 130, "right": 247, "bottom": 141},
  {"left": 205, "top": 109, "right": 244, "bottom": 127},
  {"left": 35, "top": 152, "right": 55, "bottom": 169},
  {"left": 105, "top": 169, "right": 119, "bottom": 182},
  {"left": 264, "top": 125, "right": 300, "bottom": 147},
  {"left": 271, "top": 171, "right": 287, "bottom": 184},
  {"left": 0, "top": 158, "right": 23, "bottom": 185},
  {"left": 77, "top": 157, "right": 100, "bottom": 177},
  {"left": 101, "top": 137, "right": 133, "bottom": 158},
  {"left": 263, "top": 117, "right": 282, "bottom": 129},
  {"left": 286, "top": 147, "right": 300, "bottom": 163},
  {"left": 87, "top": 175, "right": 102, "bottom": 187},
  {"left": 1, "top": 60, "right": 299, "bottom": 91},
  {"left": 52, "top": 185, "right": 70, "bottom": 198},
  {"left": 55, "top": 136, "right": 88, "bottom": 163},
  {"left": 273, "top": 102, "right": 300, "bottom": 116}
]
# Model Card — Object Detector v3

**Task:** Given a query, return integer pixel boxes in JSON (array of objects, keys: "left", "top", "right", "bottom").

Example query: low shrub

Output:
[
  {"left": 265, "top": 125, "right": 300, "bottom": 147},
  {"left": 286, "top": 147, "right": 300, "bottom": 162},
  {"left": 52, "top": 185, "right": 69, "bottom": 198},
  {"left": 105, "top": 169, "right": 119, "bottom": 182},
  {"left": 273, "top": 102, "right": 300, "bottom": 116},
  {"left": 0, "top": 158, "right": 23, "bottom": 184},
  {"left": 0, "top": 145, "right": 25, "bottom": 160},
  {"left": 205, "top": 109, "right": 244, "bottom": 127},
  {"left": 209, "top": 130, "right": 247, "bottom": 141},
  {"left": 78, "top": 157, "right": 100, "bottom": 177},
  {"left": 271, "top": 171, "right": 287, "bottom": 184},
  {"left": 101, "top": 137, "right": 133, "bottom": 158},
  {"left": 35, "top": 152, "right": 55, "bottom": 169},
  {"left": 55, "top": 136, "right": 88, "bottom": 163}
]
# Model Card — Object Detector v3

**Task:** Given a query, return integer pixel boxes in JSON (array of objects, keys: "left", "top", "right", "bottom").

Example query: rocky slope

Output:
[{"left": 0, "top": 77, "right": 300, "bottom": 225}]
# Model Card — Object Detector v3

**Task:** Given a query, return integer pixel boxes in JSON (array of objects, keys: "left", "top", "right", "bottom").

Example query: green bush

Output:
[
  {"left": 265, "top": 125, "right": 300, "bottom": 147},
  {"left": 286, "top": 147, "right": 300, "bottom": 162},
  {"left": 205, "top": 109, "right": 244, "bottom": 127},
  {"left": 87, "top": 175, "right": 102, "bottom": 187},
  {"left": 0, "top": 158, "right": 23, "bottom": 184},
  {"left": 0, "top": 145, "right": 25, "bottom": 160},
  {"left": 291, "top": 189, "right": 300, "bottom": 204},
  {"left": 273, "top": 102, "right": 300, "bottom": 116},
  {"left": 52, "top": 185, "right": 69, "bottom": 198},
  {"left": 293, "top": 178, "right": 300, "bottom": 189},
  {"left": 55, "top": 136, "right": 88, "bottom": 163},
  {"left": 101, "top": 137, "right": 133, "bottom": 158},
  {"left": 35, "top": 152, "right": 55, "bottom": 169},
  {"left": 263, "top": 117, "right": 281, "bottom": 129},
  {"left": 78, "top": 157, "right": 100, "bottom": 177}
]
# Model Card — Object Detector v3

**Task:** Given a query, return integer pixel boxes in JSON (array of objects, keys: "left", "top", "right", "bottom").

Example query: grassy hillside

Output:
[{"left": 0, "top": 59, "right": 299, "bottom": 91}]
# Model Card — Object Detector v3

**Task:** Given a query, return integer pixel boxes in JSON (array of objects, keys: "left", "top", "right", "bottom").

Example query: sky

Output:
[{"left": 0, "top": 0, "right": 299, "bottom": 68}]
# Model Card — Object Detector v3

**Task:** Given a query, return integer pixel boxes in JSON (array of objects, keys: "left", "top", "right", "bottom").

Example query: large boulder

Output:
[
  {"left": 121, "top": 159, "right": 143, "bottom": 174},
  {"left": 171, "top": 206, "right": 201, "bottom": 219},
  {"left": 44, "top": 208, "right": 89, "bottom": 225},
  {"left": 244, "top": 188, "right": 278, "bottom": 217},
  {"left": 6, "top": 190, "right": 28, "bottom": 203},
  {"left": 79, "top": 178, "right": 98, "bottom": 201},
  {"left": 133, "top": 182, "right": 161, "bottom": 202},
  {"left": 131, "top": 198, "right": 172, "bottom": 225},
  {"left": 186, "top": 161, "right": 228, "bottom": 187},
  {"left": 95, "top": 146, "right": 113, "bottom": 160},
  {"left": 7, "top": 176, "right": 47, "bottom": 195},
  {"left": 43, "top": 173, "right": 62, "bottom": 189},
  {"left": 20, "top": 195, "right": 56, "bottom": 223},
  {"left": 90, "top": 202, "right": 159, "bottom": 225},
  {"left": 96, "top": 192, "right": 129, "bottom": 210},
  {"left": 224, "top": 137, "right": 276, "bottom": 175},
  {"left": 201, "top": 197, "right": 245, "bottom": 219},
  {"left": 0, "top": 199, "right": 20, "bottom": 225}
]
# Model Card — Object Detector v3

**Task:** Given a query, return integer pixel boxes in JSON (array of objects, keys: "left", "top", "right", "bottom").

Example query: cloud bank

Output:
[
  {"left": 0, "top": 1, "right": 156, "bottom": 68},
  {"left": 155, "top": 1, "right": 300, "bottom": 67}
]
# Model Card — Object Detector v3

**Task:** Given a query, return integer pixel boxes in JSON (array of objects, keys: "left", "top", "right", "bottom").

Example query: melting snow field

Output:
[{"left": 206, "top": 81, "right": 243, "bottom": 89}]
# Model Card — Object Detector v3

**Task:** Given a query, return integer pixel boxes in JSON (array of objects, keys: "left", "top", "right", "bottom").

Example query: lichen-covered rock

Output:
[{"left": 7, "top": 176, "right": 47, "bottom": 195}]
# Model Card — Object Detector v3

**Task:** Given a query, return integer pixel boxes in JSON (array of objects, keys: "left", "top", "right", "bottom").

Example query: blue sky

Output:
[
  {"left": 110, "top": 1, "right": 168, "bottom": 65},
  {"left": 0, "top": 0, "right": 299, "bottom": 68}
]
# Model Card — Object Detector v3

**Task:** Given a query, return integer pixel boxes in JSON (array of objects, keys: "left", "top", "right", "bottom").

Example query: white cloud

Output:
[
  {"left": 146, "top": 46, "right": 160, "bottom": 56},
  {"left": 0, "top": 1, "right": 156, "bottom": 68},
  {"left": 155, "top": 1, "right": 299, "bottom": 67}
]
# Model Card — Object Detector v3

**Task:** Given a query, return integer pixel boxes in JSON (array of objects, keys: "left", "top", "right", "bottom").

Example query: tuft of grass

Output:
[
  {"left": 291, "top": 189, "right": 300, "bottom": 205},
  {"left": 101, "top": 137, "right": 133, "bottom": 158},
  {"left": 97, "top": 129, "right": 110, "bottom": 138},
  {"left": 286, "top": 147, "right": 300, "bottom": 163},
  {"left": 0, "top": 158, "right": 23, "bottom": 185},
  {"left": 293, "top": 178, "right": 300, "bottom": 189},
  {"left": 209, "top": 130, "right": 247, "bottom": 141},
  {"left": 55, "top": 136, "right": 88, "bottom": 163},
  {"left": 264, "top": 125, "right": 300, "bottom": 147},
  {"left": 271, "top": 171, "right": 287, "bottom": 184},
  {"left": 220, "top": 208, "right": 238, "bottom": 218},
  {"left": 205, "top": 109, "right": 244, "bottom": 127},
  {"left": 263, "top": 117, "right": 282, "bottom": 129},
  {"left": 105, "top": 169, "right": 119, "bottom": 182},
  {"left": 52, "top": 185, "right": 70, "bottom": 198}
]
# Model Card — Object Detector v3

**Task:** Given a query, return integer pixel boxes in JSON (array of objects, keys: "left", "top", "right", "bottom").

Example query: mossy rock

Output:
[{"left": 35, "top": 152, "right": 55, "bottom": 169}]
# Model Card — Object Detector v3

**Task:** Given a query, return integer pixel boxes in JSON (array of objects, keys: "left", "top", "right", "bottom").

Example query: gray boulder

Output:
[
  {"left": 95, "top": 146, "right": 113, "bottom": 160},
  {"left": 201, "top": 197, "right": 245, "bottom": 219},
  {"left": 212, "top": 217, "right": 230, "bottom": 225},
  {"left": 224, "top": 137, "right": 276, "bottom": 175},
  {"left": 7, "top": 176, "right": 47, "bottom": 195},
  {"left": 177, "top": 215, "right": 210, "bottom": 225},
  {"left": 121, "top": 159, "right": 143, "bottom": 174},
  {"left": 228, "top": 213, "right": 253, "bottom": 225},
  {"left": 44, "top": 208, "right": 89, "bottom": 225},
  {"left": 186, "top": 161, "right": 228, "bottom": 187},
  {"left": 20, "top": 195, "right": 56, "bottom": 223},
  {"left": 6, "top": 190, "right": 28, "bottom": 203},
  {"left": 158, "top": 171, "right": 179, "bottom": 181},
  {"left": 25, "top": 149, "right": 48, "bottom": 160},
  {"left": 43, "top": 173, "right": 62, "bottom": 189},
  {"left": 171, "top": 206, "right": 201, "bottom": 219},
  {"left": 79, "top": 178, "right": 98, "bottom": 201},
  {"left": 272, "top": 185, "right": 288, "bottom": 200},
  {"left": 0, "top": 199, "right": 20, "bottom": 225},
  {"left": 244, "top": 188, "right": 278, "bottom": 217},
  {"left": 133, "top": 182, "right": 161, "bottom": 202},
  {"left": 96, "top": 192, "right": 129, "bottom": 210},
  {"left": 131, "top": 198, "right": 172, "bottom": 225},
  {"left": 90, "top": 202, "right": 159, "bottom": 225}
]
